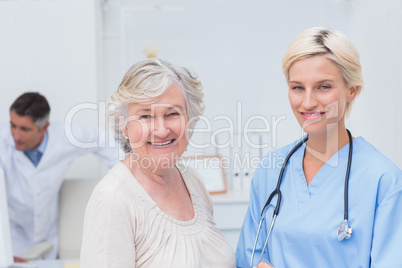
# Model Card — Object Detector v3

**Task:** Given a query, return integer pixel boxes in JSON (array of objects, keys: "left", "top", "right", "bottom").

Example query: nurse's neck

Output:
[{"left": 303, "top": 128, "right": 351, "bottom": 185}]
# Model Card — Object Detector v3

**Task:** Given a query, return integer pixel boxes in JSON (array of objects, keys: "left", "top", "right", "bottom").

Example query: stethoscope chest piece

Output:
[{"left": 337, "top": 220, "right": 352, "bottom": 241}]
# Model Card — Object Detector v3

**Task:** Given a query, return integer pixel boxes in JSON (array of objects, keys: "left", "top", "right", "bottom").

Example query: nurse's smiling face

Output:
[{"left": 287, "top": 55, "right": 357, "bottom": 136}]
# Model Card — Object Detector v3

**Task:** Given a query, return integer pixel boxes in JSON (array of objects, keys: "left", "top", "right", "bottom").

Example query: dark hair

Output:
[{"left": 10, "top": 92, "right": 50, "bottom": 129}]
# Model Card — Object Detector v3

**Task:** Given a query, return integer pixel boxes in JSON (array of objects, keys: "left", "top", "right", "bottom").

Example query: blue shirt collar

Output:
[{"left": 25, "top": 131, "right": 48, "bottom": 154}]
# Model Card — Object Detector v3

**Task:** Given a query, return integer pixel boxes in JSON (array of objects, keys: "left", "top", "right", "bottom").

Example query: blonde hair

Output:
[
  {"left": 282, "top": 27, "right": 364, "bottom": 115},
  {"left": 108, "top": 59, "right": 204, "bottom": 153}
]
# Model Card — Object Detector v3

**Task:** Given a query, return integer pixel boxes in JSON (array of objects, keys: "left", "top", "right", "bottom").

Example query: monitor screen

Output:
[{"left": 0, "top": 169, "right": 13, "bottom": 267}]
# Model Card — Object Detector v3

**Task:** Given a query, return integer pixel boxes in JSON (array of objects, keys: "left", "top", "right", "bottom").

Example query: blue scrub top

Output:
[{"left": 236, "top": 137, "right": 402, "bottom": 268}]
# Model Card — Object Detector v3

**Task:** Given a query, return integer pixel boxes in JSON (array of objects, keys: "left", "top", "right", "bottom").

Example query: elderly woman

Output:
[
  {"left": 236, "top": 27, "right": 402, "bottom": 268},
  {"left": 81, "top": 59, "right": 235, "bottom": 267}
]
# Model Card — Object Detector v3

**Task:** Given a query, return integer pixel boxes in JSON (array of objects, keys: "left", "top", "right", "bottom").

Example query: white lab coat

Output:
[{"left": 0, "top": 122, "right": 120, "bottom": 259}]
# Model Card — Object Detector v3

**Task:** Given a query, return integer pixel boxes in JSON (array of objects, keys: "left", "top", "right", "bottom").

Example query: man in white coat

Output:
[{"left": 0, "top": 92, "right": 120, "bottom": 260}]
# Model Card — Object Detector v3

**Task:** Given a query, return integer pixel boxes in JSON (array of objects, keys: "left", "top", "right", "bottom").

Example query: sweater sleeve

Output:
[{"left": 80, "top": 178, "right": 136, "bottom": 268}]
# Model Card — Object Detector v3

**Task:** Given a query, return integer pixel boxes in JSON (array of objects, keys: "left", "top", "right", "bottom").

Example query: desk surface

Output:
[{"left": 30, "top": 260, "right": 79, "bottom": 268}]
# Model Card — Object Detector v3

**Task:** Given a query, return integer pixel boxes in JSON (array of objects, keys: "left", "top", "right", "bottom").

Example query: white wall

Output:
[{"left": 349, "top": 0, "right": 402, "bottom": 167}]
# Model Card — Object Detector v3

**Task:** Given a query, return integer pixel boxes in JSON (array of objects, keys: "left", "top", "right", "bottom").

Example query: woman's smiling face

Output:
[
  {"left": 123, "top": 84, "right": 188, "bottom": 172},
  {"left": 287, "top": 55, "right": 357, "bottom": 136}
]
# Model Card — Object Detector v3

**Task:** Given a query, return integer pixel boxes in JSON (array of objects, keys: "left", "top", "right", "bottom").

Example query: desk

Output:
[
  {"left": 30, "top": 260, "right": 79, "bottom": 268},
  {"left": 211, "top": 189, "right": 249, "bottom": 250}
]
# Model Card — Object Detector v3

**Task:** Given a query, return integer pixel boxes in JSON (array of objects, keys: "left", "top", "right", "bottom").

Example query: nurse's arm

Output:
[
  {"left": 370, "top": 170, "right": 402, "bottom": 267},
  {"left": 236, "top": 166, "right": 270, "bottom": 267}
]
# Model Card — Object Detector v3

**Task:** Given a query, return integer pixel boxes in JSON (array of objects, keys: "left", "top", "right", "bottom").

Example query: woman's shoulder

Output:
[
  {"left": 175, "top": 161, "right": 212, "bottom": 203},
  {"left": 353, "top": 137, "right": 401, "bottom": 174},
  {"left": 176, "top": 161, "right": 206, "bottom": 190},
  {"left": 176, "top": 160, "right": 201, "bottom": 179},
  {"left": 97, "top": 162, "right": 130, "bottom": 187},
  {"left": 353, "top": 137, "right": 402, "bottom": 200},
  {"left": 89, "top": 162, "right": 141, "bottom": 206}
]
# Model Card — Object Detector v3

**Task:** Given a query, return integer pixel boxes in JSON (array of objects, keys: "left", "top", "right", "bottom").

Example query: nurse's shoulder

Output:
[{"left": 352, "top": 136, "right": 402, "bottom": 202}]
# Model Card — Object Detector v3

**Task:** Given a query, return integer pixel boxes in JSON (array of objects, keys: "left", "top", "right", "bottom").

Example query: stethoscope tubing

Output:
[
  {"left": 250, "top": 130, "right": 353, "bottom": 268},
  {"left": 260, "top": 136, "right": 308, "bottom": 218},
  {"left": 249, "top": 136, "right": 307, "bottom": 268},
  {"left": 257, "top": 214, "right": 276, "bottom": 265},
  {"left": 344, "top": 129, "right": 353, "bottom": 221}
]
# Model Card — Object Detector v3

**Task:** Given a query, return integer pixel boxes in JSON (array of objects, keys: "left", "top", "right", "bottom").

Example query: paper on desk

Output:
[{"left": 64, "top": 261, "right": 80, "bottom": 268}]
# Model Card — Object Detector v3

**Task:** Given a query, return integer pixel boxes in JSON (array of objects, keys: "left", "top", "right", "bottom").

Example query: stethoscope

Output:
[{"left": 250, "top": 129, "right": 353, "bottom": 268}]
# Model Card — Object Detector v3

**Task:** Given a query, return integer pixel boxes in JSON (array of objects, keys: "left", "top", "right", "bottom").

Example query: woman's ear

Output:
[
  {"left": 119, "top": 118, "right": 128, "bottom": 139},
  {"left": 347, "top": 86, "right": 359, "bottom": 102}
]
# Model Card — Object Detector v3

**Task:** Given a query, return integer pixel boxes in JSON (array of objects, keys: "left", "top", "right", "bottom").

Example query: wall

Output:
[{"left": 349, "top": 0, "right": 402, "bottom": 167}]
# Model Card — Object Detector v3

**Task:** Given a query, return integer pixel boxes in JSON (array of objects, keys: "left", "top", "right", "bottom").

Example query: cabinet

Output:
[{"left": 211, "top": 189, "right": 249, "bottom": 251}]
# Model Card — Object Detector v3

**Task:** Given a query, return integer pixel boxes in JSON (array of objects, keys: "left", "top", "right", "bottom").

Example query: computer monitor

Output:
[{"left": 0, "top": 169, "right": 14, "bottom": 267}]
